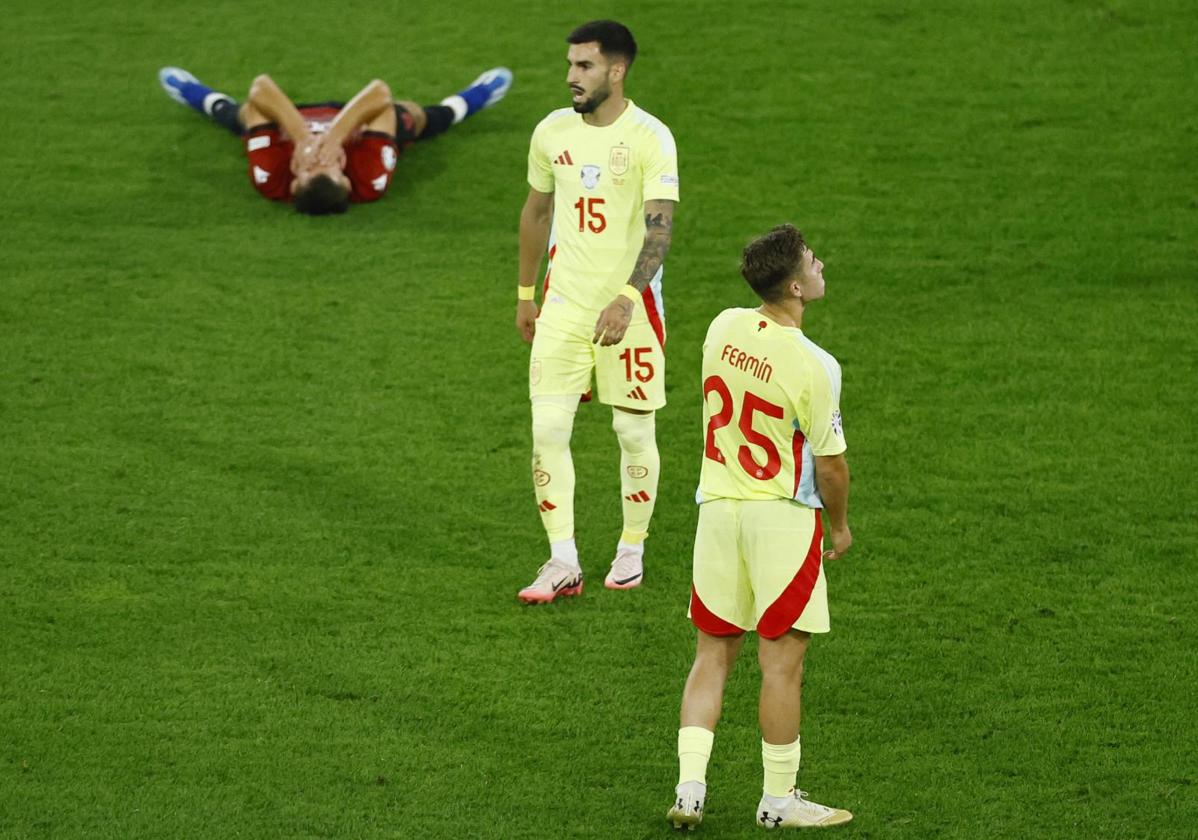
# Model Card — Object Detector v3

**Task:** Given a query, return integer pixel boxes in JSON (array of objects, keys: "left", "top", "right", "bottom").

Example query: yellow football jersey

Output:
[
  {"left": 527, "top": 100, "right": 679, "bottom": 320},
  {"left": 697, "top": 308, "right": 846, "bottom": 506}
]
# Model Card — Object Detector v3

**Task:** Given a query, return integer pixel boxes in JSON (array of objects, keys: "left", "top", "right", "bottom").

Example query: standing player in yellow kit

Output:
[
  {"left": 666, "top": 225, "right": 854, "bottom": 830},
  {"left": 514, "top": 20, "right": 679, "bottom": 603}
]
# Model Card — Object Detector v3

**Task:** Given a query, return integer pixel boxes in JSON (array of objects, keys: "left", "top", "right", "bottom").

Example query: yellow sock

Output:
[
  {"left": 762, "top": 737, "right": 801, "bottom": 797},
  {"left": 532, "top": 396, "right": 578, "bottom": 543},
  {"left": 678, "top": 726, "right": 715, "bottom": 785},
  {"left": 613, "top": 409, "right": 658, "bottom": 544}
]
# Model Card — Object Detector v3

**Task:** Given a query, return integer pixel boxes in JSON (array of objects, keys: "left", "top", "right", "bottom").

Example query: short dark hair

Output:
[
  {"left": 567, "top": 20, "right": 637, "bottom": 68},
  {"left": 293, "top": 174, "right": 349, "bottom": 216},
  {"left": 740, "top": 224, "right": 808, "bottom": 302}
]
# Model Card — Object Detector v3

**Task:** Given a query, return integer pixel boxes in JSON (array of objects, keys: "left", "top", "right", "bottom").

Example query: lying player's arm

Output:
[
  {"left": 814, "top": 454, "right": 852, "bottom": 560},
  {"left": 244, "top": 74, "right": 310, "bottom": 144},
  {"left": 516, "top": 188, "right": 554, "bottom": 343},
  {"left": 592, "top": 199, "right": 676, "bottom": 346},
  {"left": 322, "top": 79, "right": 396, "bottom": 149}
]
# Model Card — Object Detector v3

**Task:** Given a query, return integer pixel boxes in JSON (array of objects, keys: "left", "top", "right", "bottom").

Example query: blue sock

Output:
[
  {"left": 455, "top": 80, "right": 492, "bottom": 118},
  {"left": 178, "top": 79, "right": 214, "bottom": 113}
]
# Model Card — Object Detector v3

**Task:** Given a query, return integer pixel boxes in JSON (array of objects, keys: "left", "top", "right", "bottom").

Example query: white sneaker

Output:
[
  {"left": 756, "top": 789, "right": 852, "bottom": 829},
  {"left": 604, "top": 544, "right": 644, "bottom": 590},
  {"left": 518, "top": 559, "right": 583, "bottom": 604},
  {"left": 666, "top": 781, "right": 706, "bottom": 830}
]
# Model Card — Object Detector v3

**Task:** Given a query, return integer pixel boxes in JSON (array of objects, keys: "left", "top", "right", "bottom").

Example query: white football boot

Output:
[
  {"left": 518, "top": 559, "right": 583, "bottom": 604},
  {"left": 604, "top": 543, "right": 644, "bottom": 590},
  {"left": 756, "top": 789, "right": 852, "bottom": 829},
  {"left": 666, "top": 781, "right": 706, "bottom": 831}
]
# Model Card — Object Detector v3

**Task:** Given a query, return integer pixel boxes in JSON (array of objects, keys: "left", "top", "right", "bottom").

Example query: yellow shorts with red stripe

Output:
[
  {"left": 689, "top": 498, "right": 829, "bottom": 638},
  {"left": 529, "top": 302, "right": 666, "bottom": 410}
]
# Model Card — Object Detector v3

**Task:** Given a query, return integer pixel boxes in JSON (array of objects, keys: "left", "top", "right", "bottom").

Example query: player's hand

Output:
[
  {"left": 592, "top": 296, "right": 634, "bottom": 346},
  {"left": 516, "top": 300, "right": 539, "bottom": 343},
  {"left": 823, "top": 525, "right": 852, "bottom": 560}
]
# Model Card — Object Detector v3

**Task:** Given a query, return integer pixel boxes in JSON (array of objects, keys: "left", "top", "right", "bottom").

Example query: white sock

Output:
[
  {"left": 439, "top": 94, "right": 468, "bottom": 124},
  {"left": 550, "top": 538, "right": 579, "bottom": 569},
  {"left": 617, "top": 539, "right": 644, "bottom": 557},
  {"left": 202, "top": 91, "right": 234, "bottom": 116}
]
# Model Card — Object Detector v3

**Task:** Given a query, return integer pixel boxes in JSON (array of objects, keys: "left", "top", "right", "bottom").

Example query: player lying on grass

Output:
[
  {"left": 667, "top": 224, "right": 854, "bottom": 831},
  {"left": 158, "top": 66, "right": 512, "bottom": 214}
]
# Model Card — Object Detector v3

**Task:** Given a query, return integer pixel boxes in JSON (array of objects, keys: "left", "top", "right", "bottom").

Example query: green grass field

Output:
[{"left": 2, "top": 0, "right": 1196, "bottom": 837}]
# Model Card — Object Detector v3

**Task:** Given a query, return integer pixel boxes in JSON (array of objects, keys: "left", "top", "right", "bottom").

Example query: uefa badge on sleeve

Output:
[{"left": 831, "top": 409, "right": 843, "bottom": 437}]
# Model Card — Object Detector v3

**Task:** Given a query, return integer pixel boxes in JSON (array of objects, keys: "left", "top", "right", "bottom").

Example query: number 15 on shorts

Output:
[{"left": 620, "top": 346, "right": 655, "bottom": 382}]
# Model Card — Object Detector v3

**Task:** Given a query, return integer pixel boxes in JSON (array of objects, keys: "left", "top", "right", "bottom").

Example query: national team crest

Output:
[
  {"left": 609, "top": 145, "right": 629, "bottom": 175},
  {"left": 580, "top": 164, "right": 601, "bottom": 190}
]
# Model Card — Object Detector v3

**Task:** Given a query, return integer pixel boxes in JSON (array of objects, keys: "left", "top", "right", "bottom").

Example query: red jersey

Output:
[{"left": 243, "top": 105, "right": 408, "bottom": 203}]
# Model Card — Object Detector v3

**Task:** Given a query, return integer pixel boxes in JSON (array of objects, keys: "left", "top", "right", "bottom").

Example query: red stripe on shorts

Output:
[
  {"left": 690, "top": 584, "right": 744, "bottom": 637},
  {"left": 756, "top": 510, "right": 823, "bottom": 639}
]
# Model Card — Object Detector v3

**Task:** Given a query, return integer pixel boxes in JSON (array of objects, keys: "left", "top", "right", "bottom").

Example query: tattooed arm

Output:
[{"left": 592, "top": 199, "right": 676, "bottom": 346}]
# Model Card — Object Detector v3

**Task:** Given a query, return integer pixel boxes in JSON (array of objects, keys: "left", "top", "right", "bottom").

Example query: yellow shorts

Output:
[
  {"left": 528, "top": 305, "right": 666, "bottom": 410},
  {"left": 689, "top": 498, "right": 829, "bottom": 638}
]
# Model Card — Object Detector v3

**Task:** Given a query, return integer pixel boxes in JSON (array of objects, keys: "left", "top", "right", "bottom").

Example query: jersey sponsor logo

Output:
[
  {"left": 831, "top": 409, "right": 843, "bottom": 437},
  {"left": 553, "top": 150, "right": 574, "bottom": 165},
  {"left": 247, "top": 135, "right": 271, "bottom": 151},
  {"left": 252, "top": 165, "right": 271, "bottom": 184},
  {"left": 626, "top": 465, "right": 649, "bottom": 479},
  {"left": 372, "top": 173, "right": 389, "bottom": 192},
  {"left": 580, "top": 164, "right": 601, "bottom": 190},
  {"left": 381, "top": 145, "right": 397, "bottom": 171},
  {"left": 609, "top": 145, "right": 629, "bottom": 175},
  {"left": 626, "top": 385, "right": 648, "bottom": 401},
  {"left": 660, "top": 174, "right": 679, "bottom": 186}
]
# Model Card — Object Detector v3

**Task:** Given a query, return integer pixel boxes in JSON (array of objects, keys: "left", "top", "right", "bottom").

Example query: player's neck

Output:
[
  {"left": 758, "top": 301, "right": 804, "bottom": 330},
  {"left": 583, "top": 95, "right": 629, "bottom": 127}
]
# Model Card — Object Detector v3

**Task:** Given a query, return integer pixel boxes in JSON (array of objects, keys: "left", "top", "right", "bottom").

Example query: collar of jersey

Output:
[{"left": 577, "top": 98, "right": 636, "bottom": 129}]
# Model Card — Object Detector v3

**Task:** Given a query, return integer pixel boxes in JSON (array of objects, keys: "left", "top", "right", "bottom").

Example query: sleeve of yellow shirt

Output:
[
  {"left": 527, "top": 121, "right": 554, "bottom": 193},
  {"left": 804, "top": 357, "right": 847, "bottom": 457},
  {"left": 640, "top": 123, "right": 680, "bottom": 204}
]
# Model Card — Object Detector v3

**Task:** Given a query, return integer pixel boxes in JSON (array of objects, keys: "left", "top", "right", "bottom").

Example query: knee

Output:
[
  {"left": 758, "top": 633, "right": 809, "bottom": 679},
  {"left": 532, "top": 401, "right": 575, "bottom": 451},
  {"left": 612, "top": 408, "right": 655, "bottom": 451},
  {"left": 694, "top": 646, "right": 736, "bottom": 681}
]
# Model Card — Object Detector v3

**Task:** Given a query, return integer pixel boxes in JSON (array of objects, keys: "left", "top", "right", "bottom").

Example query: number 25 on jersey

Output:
[{"left": 704, "top": 374, "right": 785, "bottom": 480}]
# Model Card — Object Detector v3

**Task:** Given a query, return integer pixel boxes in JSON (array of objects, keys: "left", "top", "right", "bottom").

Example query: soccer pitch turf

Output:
[{"left": 2, "top": 0, "right": 1195, "bottom": 837}]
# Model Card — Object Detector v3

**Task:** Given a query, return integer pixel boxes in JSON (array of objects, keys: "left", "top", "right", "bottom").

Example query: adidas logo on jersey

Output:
[
  {"left": 626, "top": 385, "right": 648, "bottom": 400},
  {"left": 553, "top": 150, "right": 574, "bottom": 165},
  {"left": 538, "top": 500, "right": 557, "bottom": 512},
  {"left": 623, "top": 491, "right": 651, "bottom": 503}
]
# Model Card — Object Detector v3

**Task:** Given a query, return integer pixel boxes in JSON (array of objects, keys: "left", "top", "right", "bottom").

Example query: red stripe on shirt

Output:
[
  {"left": 640, "top": 286, "right": 666, "bottom": 347},
  {"left": 791, "top": 427, "right": 806, "bottom": 499},
  {"left": 541, "top": 244, "right": 557, "bottom": 298}
]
